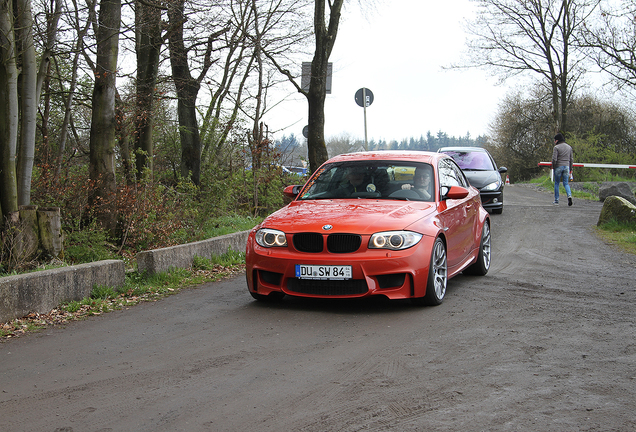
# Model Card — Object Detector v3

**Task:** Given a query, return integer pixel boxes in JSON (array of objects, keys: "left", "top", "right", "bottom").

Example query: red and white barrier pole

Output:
[{"left": 538, "top": 162, "right": 636, "bottom": 182}]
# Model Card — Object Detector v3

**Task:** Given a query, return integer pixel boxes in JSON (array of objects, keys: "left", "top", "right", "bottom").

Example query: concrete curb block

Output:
[
  {"left": 136, "top": 230, "right": 250, "bottom": 275},
  {"left": 0, "top": 231, "right": 250, "bottom": 323},
  {"left": 0, "top": 260, "right": 125, "bottom": 323}
]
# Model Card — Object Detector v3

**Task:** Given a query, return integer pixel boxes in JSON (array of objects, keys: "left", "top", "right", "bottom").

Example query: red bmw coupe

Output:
[{"left": 246, "top": 151, "right": 491, "bottom": 306}]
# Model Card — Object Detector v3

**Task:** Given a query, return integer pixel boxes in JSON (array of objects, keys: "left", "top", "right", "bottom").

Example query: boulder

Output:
[
  {"left": 597, "top": 196, "right": 636, "bottom": 226},
  {"left": 598, "top": 182, "right": 636, "bottom": 205}
]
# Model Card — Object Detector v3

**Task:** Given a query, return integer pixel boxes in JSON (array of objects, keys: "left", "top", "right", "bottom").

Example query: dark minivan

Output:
[{"left": 438, "top": 147, "right": 507, "bottom": 214}]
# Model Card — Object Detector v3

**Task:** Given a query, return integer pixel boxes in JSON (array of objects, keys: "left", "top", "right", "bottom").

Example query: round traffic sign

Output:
[{"left": 355, "top": 88, "right": 374, "bottom": 107}]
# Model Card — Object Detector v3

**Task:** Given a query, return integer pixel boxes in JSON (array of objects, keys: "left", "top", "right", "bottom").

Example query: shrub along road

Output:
[{"left": 1, "top": 185, "right": 635, "bottom": 431}]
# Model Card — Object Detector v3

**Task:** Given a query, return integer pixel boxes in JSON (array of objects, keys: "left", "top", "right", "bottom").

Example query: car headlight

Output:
[
  {"left": 481, "top": 181, "right": 501, "bottom": 192},
  {"left": 255, "top": 228, "right": 288, "bottom": 247},
  {"left": 369, "top": 231, "right": 423, "bottom": 250}
]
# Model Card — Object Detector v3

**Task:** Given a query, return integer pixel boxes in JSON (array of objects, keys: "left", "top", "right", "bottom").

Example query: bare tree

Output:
[
  {"left": 489, "top": 89, "right": 636, "bottom": 181},
  {"left": 326, "top": 132, "right": 363, "bottom": 157},
  {"left": 580, "top": 1, "right": 636, "bottom": 91},
  {"left": 263, "top": 0, "right": 343, "bottom": 172},
  {"left": 488, "top": 89, "right": 555, "bottom": 181},
  {"left": 199, "top": 0, "right": 255, "bottom": 169},
  {"left": 167, "top": 0, "right": 235, "bottom": 186},
  {"left": 52, "top": 0, "right": 92, "bottom": 184},
  {"left": 195, "top": 0, "right": 313, "bottom": 214},
  {"left": 459, "top": 0, "right": 600, "bottom": 133}
]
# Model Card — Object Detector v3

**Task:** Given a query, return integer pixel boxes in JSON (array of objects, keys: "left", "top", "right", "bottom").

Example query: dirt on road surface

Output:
[{"left": 1, "top": 185, "right": 635, "bottom": 432}]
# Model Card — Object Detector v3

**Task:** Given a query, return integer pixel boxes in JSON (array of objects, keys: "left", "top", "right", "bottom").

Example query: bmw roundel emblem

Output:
[{"left": 322, "top": 224, "right": 333, "bottom": 231}]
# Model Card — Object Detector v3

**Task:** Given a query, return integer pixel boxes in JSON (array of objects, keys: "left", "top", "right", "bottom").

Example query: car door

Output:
[
  {"left": 450, "top": 160, "right": 480, "bottom": 259},
  {"left": 436, "top": 159, "right": 478, "bottom": 271}
]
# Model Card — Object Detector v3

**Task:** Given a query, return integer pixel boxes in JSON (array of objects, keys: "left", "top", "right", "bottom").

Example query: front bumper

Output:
[
  {"left": 246, "top": 233, "right": 435, "bottom": 300},
  {"left": 479, "top": 189, "right": 504, "bottom": 211}
]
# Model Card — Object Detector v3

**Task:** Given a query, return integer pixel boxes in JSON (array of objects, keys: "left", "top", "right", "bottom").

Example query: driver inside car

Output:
[{"left": 401, "top": 167, "right": 432, "bottom": 200}]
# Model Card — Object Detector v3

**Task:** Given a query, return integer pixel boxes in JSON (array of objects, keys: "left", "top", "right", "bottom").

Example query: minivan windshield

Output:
[{"left": 442, "top": 150, "right": 495, "bottom": 171}]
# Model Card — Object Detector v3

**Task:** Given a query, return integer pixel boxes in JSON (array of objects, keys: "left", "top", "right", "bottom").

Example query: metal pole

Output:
[{"left": 363, "top": 88, "right": 368, "bottom": 151}]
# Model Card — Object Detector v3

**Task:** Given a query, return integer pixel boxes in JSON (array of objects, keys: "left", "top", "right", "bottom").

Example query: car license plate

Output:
[{"left": 295, "top": 264, "right": 352, "bottom": 280}]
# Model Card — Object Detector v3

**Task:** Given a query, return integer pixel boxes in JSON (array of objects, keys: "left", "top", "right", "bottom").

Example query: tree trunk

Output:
[
  {"left": 116, "top": 92, "right": 134, "bottom": 185},
  {"left": 307, "top": 83, "right": 328, "bottom": 172},
  {"left": 167, "top": 0, "right": 201, "bottom": 185},
  {"left": 18, "top": 205, "right": 39, "bottom": 261},
  {"left": 134, "top": 0, "right": 162, "bottom": 180},
  {"left": 306, "top": 0, "right": 343, "bottom": 172},
  {"left": 37, "top": 207, "right": 63, "bottom": 257},
  {"left": 0, "top": 0, "right": 19, "bottom": 222},
  {"left": 15, "top": 0, "right": 37, "bottom": 206},
  {"left": 35, "top": 0, "right": 61, "bottom": 99},
  {"left": 89, "top": 0, "right": 121, "bottom": 233}
]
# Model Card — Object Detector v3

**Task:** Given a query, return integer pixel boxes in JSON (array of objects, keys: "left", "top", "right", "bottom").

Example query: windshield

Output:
[
  {"left": 443, "top": 150, "right": 494, "bottom": 171},
  {"left": 298, "top": 161, "right": 435, "bottom": 202}
]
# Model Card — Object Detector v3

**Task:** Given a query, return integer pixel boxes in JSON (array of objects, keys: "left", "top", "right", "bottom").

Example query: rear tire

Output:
[
  {"left": 412, "top": 237, "right": 447, "bottom": 306},
  {"left": 464, "top": 221, "right": 491, "bottom": 276}
]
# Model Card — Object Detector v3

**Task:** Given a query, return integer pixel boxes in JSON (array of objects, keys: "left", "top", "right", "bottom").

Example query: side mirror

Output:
[
  {"left": 283, "top": 185, "right": 302, "bottom": 199},
  {"left": 498, "top": 166, "right": 508, "bottom": 173},
  {"left": 443, "top": 185, "right": 470, "bottom": 200}
]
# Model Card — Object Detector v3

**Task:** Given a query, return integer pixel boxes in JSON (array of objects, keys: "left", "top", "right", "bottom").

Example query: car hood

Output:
[
  {"left": 261, "top": 200, "right": 437, "bottom": 234},
  {"left": 463, "top": 170, "right": 501, "bottom": 189}
]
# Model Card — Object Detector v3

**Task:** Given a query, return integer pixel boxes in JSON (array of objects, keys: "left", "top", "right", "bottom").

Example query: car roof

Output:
[{"left": 324, "top": 150, "right": 441, "bottom": 164}]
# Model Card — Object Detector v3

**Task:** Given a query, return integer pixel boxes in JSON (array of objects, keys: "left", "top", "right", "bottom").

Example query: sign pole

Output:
[
  {"left": 363, "top": 88, "right": 368, "bottom": 151},
  {"left": 355, "top": 88, "right": 374, "bottom": 151}
]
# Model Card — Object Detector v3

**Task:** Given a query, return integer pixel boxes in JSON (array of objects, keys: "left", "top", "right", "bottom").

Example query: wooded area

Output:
[{"left": 1, "top": 0, "right": 636, "bottom": 272}]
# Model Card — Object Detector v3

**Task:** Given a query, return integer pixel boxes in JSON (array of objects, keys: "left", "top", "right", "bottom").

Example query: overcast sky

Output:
[{"left": 263, "top": 0, "right": 513, "bottom": 143}]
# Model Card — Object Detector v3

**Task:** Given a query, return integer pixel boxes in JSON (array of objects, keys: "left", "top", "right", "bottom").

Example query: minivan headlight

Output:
[{"left": 481, "top": 181, "right": 501, "bottom": 191}]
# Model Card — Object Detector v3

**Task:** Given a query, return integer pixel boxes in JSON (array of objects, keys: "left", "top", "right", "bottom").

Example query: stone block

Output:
[
  {"left": 599, "top": 182, "right": 636, "bottom": 205},
  {"left": 597, "top": 196, "right": 636, "bottom": 226}
]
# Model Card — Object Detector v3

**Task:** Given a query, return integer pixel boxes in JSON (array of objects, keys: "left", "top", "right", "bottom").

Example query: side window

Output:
[
  {"left": 449, "top": 160, "right": 469, "bottom": 188},
  {"left": 438, "top": 159, "right": 462, "bottom": 188}
]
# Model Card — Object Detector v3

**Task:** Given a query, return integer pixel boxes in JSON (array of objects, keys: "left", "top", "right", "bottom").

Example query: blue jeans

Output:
[{"left": 554, "top": 165, "right": 571, "bottom": 202}]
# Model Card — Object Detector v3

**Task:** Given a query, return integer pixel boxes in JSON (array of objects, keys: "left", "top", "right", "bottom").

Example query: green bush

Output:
[{"left": 65, "top": 224, "right": 118, "bottom": 264}]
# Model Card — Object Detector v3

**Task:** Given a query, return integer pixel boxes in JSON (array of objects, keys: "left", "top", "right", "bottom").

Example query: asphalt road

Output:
[{"left": 1, "top": 184, "right": 636, "bottom": 432}]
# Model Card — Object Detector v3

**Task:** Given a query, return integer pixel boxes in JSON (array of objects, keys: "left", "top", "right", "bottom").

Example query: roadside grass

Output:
[
  {"left": 0, "top": 251, "right": 246, "bottom": 340},
  {"left": 529, "top": 174, "right": 636, "bottom": 254},
  {"left": 595, "top": 219, "right": 636, "bottom": 255},
  {"left": 529, "top": 175, "right": 597, "bottom": 200}
]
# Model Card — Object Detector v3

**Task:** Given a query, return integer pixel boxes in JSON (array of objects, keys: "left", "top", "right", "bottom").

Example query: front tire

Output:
[{"left": 412, "top": 237, "right": 447, "bottom": 306}]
